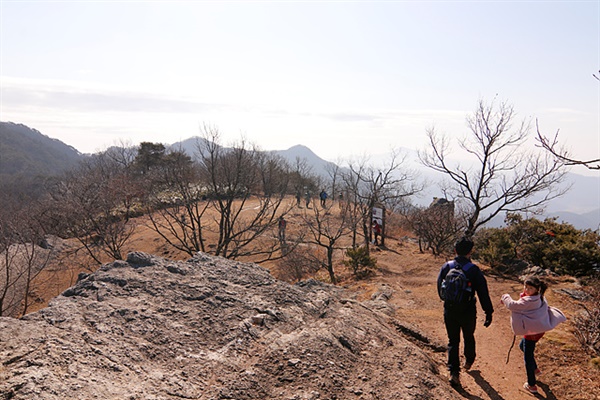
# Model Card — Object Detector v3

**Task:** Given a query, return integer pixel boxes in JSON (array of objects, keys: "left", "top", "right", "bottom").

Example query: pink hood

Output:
[{"left": 501, "top": 293, "right": 566, "bottom": 335}]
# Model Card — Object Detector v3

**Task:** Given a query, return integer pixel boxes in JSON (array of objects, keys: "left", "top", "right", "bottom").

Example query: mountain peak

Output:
[{"left": 287, "top": 144, "right": 312, "bottom": 151}]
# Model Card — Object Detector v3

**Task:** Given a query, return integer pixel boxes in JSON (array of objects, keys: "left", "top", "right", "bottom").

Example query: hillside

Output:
[{"left": 0, "top": 121, "right": 84, "bottom": 178}]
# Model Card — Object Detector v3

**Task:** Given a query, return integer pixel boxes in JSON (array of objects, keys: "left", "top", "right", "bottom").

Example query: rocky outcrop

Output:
[{"left": 0, "top": 252, "right": 457, "bottom": 399}]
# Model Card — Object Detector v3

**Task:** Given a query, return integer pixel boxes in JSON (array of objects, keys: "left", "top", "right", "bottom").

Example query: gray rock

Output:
[{"left": 0, "top": 252, "right": 459, "bottom": 399}]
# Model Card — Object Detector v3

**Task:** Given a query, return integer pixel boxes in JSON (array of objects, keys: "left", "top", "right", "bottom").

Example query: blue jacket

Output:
[{"left": 437, "top": 256, "right": 494, "bottom": 315}]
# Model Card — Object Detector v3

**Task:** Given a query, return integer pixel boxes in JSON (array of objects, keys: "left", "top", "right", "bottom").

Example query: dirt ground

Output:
[
  {"left": 29, "top": 201, "right": 600, "bottom": 400},
  {"left": 341, "top": 240, "right": 599, "bottom": 400}
]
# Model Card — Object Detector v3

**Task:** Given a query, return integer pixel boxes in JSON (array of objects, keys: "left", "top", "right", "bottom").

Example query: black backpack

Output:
[{"left": 441, "top": 261, "right": 475, "bottom": 304}]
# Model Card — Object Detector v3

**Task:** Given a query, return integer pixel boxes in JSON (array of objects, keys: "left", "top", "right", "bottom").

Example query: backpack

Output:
[{"left": 441, "top": 261, "right": 475, "bottom": 304}]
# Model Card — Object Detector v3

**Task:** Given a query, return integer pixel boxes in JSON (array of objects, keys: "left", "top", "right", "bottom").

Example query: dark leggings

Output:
[{"left": 520, "top": 338, "right": 538, "bottom": 386}]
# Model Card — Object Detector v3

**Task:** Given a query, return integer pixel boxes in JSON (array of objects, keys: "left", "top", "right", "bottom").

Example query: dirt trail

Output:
[{"left": 356, "top": 240, "right": 596, "bottom": 400}]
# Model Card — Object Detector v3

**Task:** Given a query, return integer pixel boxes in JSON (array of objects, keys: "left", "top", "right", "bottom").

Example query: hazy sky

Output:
[{"left": 1, "top": 1, "right": 599, "bottom": 168}]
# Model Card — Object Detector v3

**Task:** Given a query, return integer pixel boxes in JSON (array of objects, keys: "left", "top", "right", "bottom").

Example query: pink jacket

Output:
[{"left": 501, "top": 293, "right": 566, "bottom": 336}]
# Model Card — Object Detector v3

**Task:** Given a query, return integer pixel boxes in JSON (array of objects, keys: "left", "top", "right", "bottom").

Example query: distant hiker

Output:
[
  {"left": 500, "top": 276, "right": 566, "bottom": 394},
  {"left": 372, "top": 220, "right": 382, "bottom": 245},
  {"left": 278, "top": 216, "right": 287, "bottom": 243},
  {"left": 319, "top": 190, "right": 328, "bottom": 207},
  {"left": 305, "top": 191, "right": 311, "bottom": 208},
  {"left": 296, "top": 191, "right": 302, "bottom": 208},
  {"left": 437, "top": 237, "right": 494, "bottom": 386}
]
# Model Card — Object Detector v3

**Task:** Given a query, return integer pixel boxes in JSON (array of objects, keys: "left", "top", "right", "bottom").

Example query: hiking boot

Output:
[
  {"left": 463, "top": 361, "right": 473, "bottom": 371},
  {"left": 523, "top": 383, "right": 538, "bottom": 394},
  {"left": 535, "top": 368, "right": 542, "bottom": 376},
  {"left": 449, "top": 372, "right": 460, "bottom": 386}
]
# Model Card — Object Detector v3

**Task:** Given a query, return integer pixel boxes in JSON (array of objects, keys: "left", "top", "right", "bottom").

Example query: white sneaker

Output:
[{"left": 523, "top": 382, "right": 538, "bottom": 394}]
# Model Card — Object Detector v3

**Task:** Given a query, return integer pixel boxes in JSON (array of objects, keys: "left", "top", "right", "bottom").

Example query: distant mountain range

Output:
[
  {"left": 168, "top": 136, "right": 339, "bottom": 179},
  {"left": 2, "top": 122, "right": 598, "bottom": 231}
]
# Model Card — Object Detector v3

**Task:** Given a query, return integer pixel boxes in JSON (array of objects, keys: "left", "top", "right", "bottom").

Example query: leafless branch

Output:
[{"left": 535, "top": 120, "right": 600, "bottom": 170}]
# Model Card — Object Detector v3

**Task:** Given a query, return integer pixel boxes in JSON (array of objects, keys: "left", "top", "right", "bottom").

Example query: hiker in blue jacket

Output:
[{"left": 437, "top": 236, "right": 494, "bottom": 386}]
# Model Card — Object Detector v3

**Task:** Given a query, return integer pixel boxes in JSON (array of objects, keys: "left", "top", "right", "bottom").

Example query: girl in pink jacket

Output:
[{"left": 500, "top": 276, "right": 566, "bottom": 394}]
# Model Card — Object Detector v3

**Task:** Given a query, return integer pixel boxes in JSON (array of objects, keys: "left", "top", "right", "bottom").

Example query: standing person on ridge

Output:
[
  {"left": 319, "top": 189, "right": 328, "bottom": 207},
  {"left": 372, "top": 220, "right": 382, "bottom": 245},
  {"left": 278, "top": 215, "right": 286, "bottom": 243},
  {"left": 437, "top": 236, "right": 494, "bottom": 386}
]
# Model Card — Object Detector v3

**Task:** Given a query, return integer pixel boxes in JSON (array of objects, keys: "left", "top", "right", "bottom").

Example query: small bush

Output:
[
  {"left": 276, "top": 248, "right": 321, "bottom": 283},
  {"left": 344, "top": 246, "right": 377, "bottom": 279},
  {"left": 573, "top": 277, "right": 600, "bottom": 357}
]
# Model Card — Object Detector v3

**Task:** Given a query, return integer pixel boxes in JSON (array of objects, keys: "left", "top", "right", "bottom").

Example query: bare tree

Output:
[
  {"left": 290, "top": 156, "right": 319, "bottom": 208},
  {"left": 300, "top": 198, "right": 352, "bottom": 284},
  {"left": 0, "top": 196, "right": 53, "bottom": 317},
  {"left": 195, "top": 125, "right": 293, "bottom": 261},
  {"left": 406, "top": 198, "right": 466, "bottom": 255},
  {"left": 341, "top": 156, "right": 370, "bottom": 248},
  {"left": 342, "top": 150, "right": 423, "bottom": 248},
  {"left": 51, "top": 153, "right": 137, "bottom": 263},
  {"left": 256, "top": 151, "right": 291, "bottom": 198},
  {"left": 419, "top": 99, "right": 568, "bottom": 237},
  {"left": 145, "top": 150, "right": 210, "bottom": 256},
  {"left": 103, "top": 139, "right": 138, "bottom": 168},
  {"left": 324, "top": 160, "right": 345, "bottom": 207},
  {"left": 0, "top": 203, "right": 29, "bottom": 317},
  {"left": 102, "top": 141, "right": 146, "bottom": 220}
]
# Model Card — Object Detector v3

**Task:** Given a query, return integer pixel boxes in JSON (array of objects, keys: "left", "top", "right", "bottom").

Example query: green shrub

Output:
[
  {"left": 473, "top": 228, "right": 514, "bottom": 269},
  {"left": 344, "top": 246, "right": 377, "bottom": 279},
  {"left": 474, "top": 213, "right": 600, "bottom": 276}
]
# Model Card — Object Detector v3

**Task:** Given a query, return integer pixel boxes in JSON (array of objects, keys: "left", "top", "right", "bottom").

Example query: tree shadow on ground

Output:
[{"left": 466, "top": 370, "right": 506, "bottom": 400}]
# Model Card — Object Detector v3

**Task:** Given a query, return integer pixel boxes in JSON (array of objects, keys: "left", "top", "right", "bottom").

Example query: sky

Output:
[{"left": 1, "top": 1, "right": 599, "bottom": 173}]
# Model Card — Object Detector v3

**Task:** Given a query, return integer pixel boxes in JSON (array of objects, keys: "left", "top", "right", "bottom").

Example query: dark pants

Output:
[
  {"left": 520, "top": 338, "right": 538, "bottom": 386},
  {"left": 444, "top": 306, "right": 477, "bottom": 373}
]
